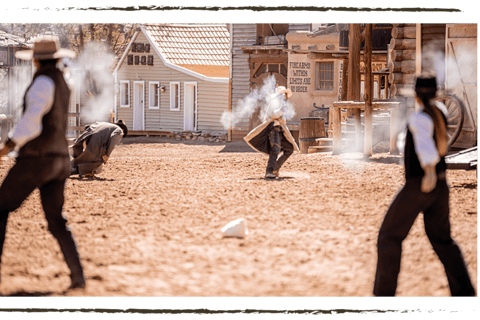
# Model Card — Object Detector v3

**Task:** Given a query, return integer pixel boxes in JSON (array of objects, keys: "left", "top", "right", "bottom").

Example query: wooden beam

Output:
[
  {"left": 389, "top": 72, "right": 416, "bottom": 84},
  {"left": 388, "top": 60, "right": 416, "bottom": 74},
  {"left": 251, "top": 61, "right": 264, "bottom": 78},
  {"left": 390, "top": 38, "right": 416, "bottom": 50},
  {"left": 348, "top": 24, "right": 362, "bottom": 150},
  {"left": 249, "top": 57, "right": 287, "bottom": 64},
  {"left": 228, "top": 78, "right": 232, "bottom": 142},
  {"left": 391, "top": 49, "right": 416, "bottom": 61},
  {"left": 416, "top": 23, "right": 422, "bottom": 75},
  {"left": 332, "top": 106, "right": 342, "bottom": 155},
  {"left": 392, "top": 26, "right": 417, "bottom": 39},
  {"left": 341, "top": 58, "right": 349, "bottom": 101},
  {"left": 364, "top": 24, "right": 373, "bottom": 157},
  {"left": 347, "top": 24, "right": 361, "bottom": 106},
  {"left": 307, "top": 52, "right": 344, "bottom": 60}
]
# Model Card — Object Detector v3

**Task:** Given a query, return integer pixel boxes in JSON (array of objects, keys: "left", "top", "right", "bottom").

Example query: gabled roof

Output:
[{"left": 143, "top": 24, "right": 230, "bottom": 67}]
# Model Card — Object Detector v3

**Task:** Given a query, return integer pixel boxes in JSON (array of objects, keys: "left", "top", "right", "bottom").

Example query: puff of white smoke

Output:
[
  {"left": 220, "top": 74, "right": 295, "bottom": 130},
  {"left": 69, "top": 42, "right": 116, "bottom": 123}
]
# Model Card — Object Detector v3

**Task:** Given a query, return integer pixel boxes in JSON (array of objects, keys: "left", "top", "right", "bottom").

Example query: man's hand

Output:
[
  {"left": 0, "top": 139, "right": 15, "bottom": 158},
  {"left": 102, "top": 155, "right": 109, "bottom": 164},
  {"left": 421, "top": 165, "right": 437, "bottom": 193}
]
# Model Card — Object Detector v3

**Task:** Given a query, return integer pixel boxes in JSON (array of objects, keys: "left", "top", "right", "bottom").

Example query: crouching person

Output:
[{"left": 70, "top": 120, "right": 128, "bottom": 178}]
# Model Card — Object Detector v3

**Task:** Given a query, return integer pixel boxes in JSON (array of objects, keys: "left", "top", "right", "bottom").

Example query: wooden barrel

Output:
[{"left": 299, "top": 117, "right": 326, "bottom": 154}]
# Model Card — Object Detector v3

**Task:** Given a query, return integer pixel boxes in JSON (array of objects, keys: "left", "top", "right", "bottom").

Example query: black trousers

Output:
[
  {"left": 0, "top": 156, "right": 84, "bottom": 281},
  {"left": 374, "top": 177, "right": 475, "bottom": 296},
  {"left": 266, "top": 126, "right": 294, "bottom": 175}
]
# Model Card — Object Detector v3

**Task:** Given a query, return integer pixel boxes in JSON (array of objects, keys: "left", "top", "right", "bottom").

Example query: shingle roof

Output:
[
  {"left": 0, "top": 30, "right": 31, "bottom": 48},
  {"left": 143, "top": 24, "right": 230, "bottom": 67}
]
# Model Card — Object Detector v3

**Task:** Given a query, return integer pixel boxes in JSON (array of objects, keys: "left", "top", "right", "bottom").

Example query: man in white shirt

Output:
[
  {"left": 0, "top": 35, "right": 86, "bottom": 290},
  {"left": 373, "top": 74, "right": 475, "bottom": 296}
]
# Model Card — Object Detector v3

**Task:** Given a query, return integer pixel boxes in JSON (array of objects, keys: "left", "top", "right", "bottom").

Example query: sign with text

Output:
[{"left": 289, "top": 61, "right": 311, "bottom": 93}]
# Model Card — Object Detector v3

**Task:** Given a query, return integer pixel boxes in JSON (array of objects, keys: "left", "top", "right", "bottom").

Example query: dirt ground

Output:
[{"left": 0, "top": 137, "right": 476, "bottom": 297}]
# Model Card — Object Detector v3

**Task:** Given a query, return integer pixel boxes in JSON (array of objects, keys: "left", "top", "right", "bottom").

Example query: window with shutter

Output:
[{"left": 147, "top": 55, "right": 154, "bottom": 66}]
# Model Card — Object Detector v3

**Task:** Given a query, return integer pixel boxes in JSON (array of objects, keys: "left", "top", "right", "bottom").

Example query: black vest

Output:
[
  {"left": 404, "top": 109, "right": 447, "bottom": 178},
  {"left": 18, "top": 64, "right": 70, "bottom": 158}
]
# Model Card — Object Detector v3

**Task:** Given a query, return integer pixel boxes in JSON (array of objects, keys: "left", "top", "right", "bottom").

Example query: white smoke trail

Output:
[
  {"left": 220, "top": 75, "right": 296, "bottom": 130},
  {"left": 65, "top": 42, "right": 116, "bottom": 124}
]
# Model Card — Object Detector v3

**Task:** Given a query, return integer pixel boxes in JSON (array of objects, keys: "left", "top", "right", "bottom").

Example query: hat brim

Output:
[
  {"left": 276, "top": 88, "right": 293, "bottom": 99},
  {"left": 15, "top": 48, "right": 76, "bottom": 60}
]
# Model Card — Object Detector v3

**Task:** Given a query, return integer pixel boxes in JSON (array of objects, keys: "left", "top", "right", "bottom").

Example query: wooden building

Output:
[
  {"left": 114, "top": 24, "right": 230, "bottom": 134},
  {"left": 390, "top": 23, "right": 477, "bottom": 148},
  {"left": 0, "top": 30, "right": 32, "bottom": 117},
  {"left": 229, "top": 23, "right": 312, "bottom": 141}
]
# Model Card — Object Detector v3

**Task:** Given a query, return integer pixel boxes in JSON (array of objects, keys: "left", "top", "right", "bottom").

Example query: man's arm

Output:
[
  {"left": 102, "top": 128, "right": 124, "bottom": 164},
  {"left": 9, "top": 76, "right": 55, "bottom": 149},
  {"left": 408, "top": 112, "right": 439, "bottom": 193}
]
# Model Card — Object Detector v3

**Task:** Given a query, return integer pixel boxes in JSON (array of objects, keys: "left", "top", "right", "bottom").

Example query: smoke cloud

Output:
[
  {"left": 64, "top": 42, "right": 116, "bottom": 124},
  {"left": 220, "top": 75, "right": 296, "bottom": 130}
]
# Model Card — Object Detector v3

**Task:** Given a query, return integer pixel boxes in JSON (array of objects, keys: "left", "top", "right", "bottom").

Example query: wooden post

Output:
[
  {"left": 416, "top": 23, "right": 422, "bottom": 75},
  {"left": 347, "top": 24, "right": 361, "bottom": 113},
  {"left": 332, "top": 106, "right": 342, "bottom": 155},
  {"left": 384, "top": 75, "right": 389, "bottom": 99},
  {"left": 341, "top": 58, "right": 349, "bottom": 101},
  {"left": 376, "top": 75, "right": 381, "bottom": 100},
  {"left": 364, "top": 24, "right": 373, "bottom": 157},
  {"left": 348, "top": 24, "right": 362, "bottom": 151}
]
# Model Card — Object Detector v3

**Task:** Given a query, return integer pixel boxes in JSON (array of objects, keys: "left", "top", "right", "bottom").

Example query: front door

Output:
[
  {"left": 133, "top": 81, "right": 144, "bottom": 131},
  {"left": 184, "top": 82, "right": 197, "bottom": 131}
]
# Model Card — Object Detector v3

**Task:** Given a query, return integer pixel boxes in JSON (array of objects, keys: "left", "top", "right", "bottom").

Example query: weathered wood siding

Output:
[
  {"left": 231, "top": 24, "right": 257, "bottom": 140},
  {"left": 116, "top": 31, "right": 228, "bottom": 133},
  {"left": 288, "top": 24, "right": 312, "bottom": 32}
]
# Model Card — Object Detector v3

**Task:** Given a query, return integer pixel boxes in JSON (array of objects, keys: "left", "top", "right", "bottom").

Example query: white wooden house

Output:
[{"left": 113, "top": 24, "right": 230, "bottom": 135}]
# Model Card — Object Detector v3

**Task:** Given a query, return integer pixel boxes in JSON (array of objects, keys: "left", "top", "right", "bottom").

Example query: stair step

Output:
[{"left": 308, "top": 145, "right": 333, "bottom": 153}]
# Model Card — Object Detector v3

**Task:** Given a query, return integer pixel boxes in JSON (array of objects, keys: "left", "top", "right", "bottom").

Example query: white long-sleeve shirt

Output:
[
  {"left": 9, "top": 76, "right": 55, "bottom": 149},
  {"left": 403, "top": 101, "right": 448, "bottom": 168}
]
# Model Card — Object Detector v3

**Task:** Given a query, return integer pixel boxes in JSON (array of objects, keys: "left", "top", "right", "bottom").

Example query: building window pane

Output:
[{"left": 316, "top": 62, "right": 334, "bottom": 90}]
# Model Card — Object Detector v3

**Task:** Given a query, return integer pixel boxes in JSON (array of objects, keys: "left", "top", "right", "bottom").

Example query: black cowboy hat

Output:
[
  {"left": 415, "top": 74, "right": 437, "bottom": 94},
  {"left": 115, "top": 119, "right": 128, "bottom": 137}
]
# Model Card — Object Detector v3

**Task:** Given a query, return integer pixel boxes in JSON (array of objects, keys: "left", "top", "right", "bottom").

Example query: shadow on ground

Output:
[
  {"left": 3, "top": 290, "right": 55, "bottom": 297},
  {"left": 245, "top": 177, "right": 295, "bottom": 181}
]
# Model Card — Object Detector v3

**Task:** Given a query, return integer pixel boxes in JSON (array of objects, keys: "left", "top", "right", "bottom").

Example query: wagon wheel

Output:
[{"left": 435, "top": 94, "right": 465, "bottom": 147}]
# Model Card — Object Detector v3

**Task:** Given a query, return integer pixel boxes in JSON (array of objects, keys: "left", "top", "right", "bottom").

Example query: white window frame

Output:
[
  {"left": 184, "top": 81, "right": 198, "bottom": 131},
  {"left": 170, "top": 81, "right": 181, "bottom": 111},
  {"left": 133, "top": 81, "right": 145, "bottom": 131},
  {"left": 120, "top": 80, "right": 130, "bottom": 108},
  {"left": 149, "top": 81, "right": 160, "bottom": 109}
]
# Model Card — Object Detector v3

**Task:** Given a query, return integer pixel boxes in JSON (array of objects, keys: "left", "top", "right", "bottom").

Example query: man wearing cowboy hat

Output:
[
  {"left": 373, "top": 74, "right": 475, "bottom": 296},
  {"left": 244, "top": 86, "right": 300, "bottom": 179},
  {"left": 69, "top": 120, "right": 128, "bottom": 178},
  {"left": 0, "top": 35, "right": 86, "bottom": 289}
]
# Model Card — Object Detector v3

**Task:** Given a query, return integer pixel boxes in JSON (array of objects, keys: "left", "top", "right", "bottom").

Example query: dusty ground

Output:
[{"left": 0, "top": 137, "right": 476, "bottom": 297}]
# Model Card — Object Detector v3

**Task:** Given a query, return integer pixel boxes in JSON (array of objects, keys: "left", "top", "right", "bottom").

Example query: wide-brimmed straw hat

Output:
[
  {"left": 275, "top": 86, "right": 293, "bottom": 99},
  {"left": 15, "top": 35, "right": 76, "bottom": 60},
  {"left": 115, "top": 119, "right": 128, "bottom": 137}
]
